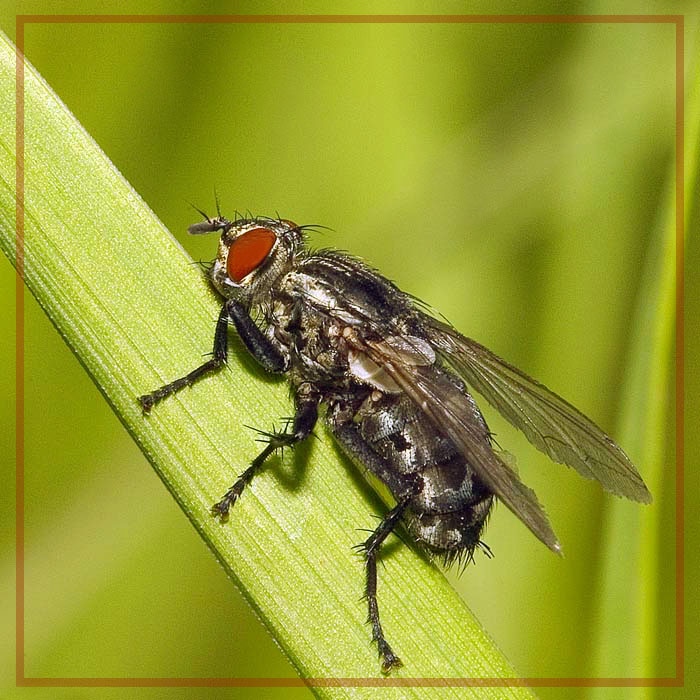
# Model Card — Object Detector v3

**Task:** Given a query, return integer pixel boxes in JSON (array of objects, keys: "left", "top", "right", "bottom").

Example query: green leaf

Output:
[{"left": 0, "top": 30, "right": 535, "bottom": 698}]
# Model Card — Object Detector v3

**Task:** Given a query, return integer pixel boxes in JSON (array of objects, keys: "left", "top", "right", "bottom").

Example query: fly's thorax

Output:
[
  {"left": 208, "top": 217, "right": 303, "bottom": 306},
  {"left": 281, "top": 306, "right": 356, "bottom": 384},
  {"left": 283, "top": 252, "right": 418, "bottom": 329},
  {"left": 281, "top": 269, "right": 362, "bottom": 326}
]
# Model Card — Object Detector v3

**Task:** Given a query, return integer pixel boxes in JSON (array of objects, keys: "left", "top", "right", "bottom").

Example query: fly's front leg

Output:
[
  {"left": 358, "top": 499, "right": 410, "bottom": 673},
  {"left": 211, "top": 393, "right": 319, "bottom": 520},
  {"left": 226, "top": 298, "right": 289, "bottom": 373},
  {"left": 139, "top": 303, "right": 230, "bottom": 413},
  {"left": 139, "top": 299, "right": 288, "bottom": 413}
]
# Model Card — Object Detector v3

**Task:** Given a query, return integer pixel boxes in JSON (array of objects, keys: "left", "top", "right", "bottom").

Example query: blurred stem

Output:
[
  {"left": 0, "top": 31, "right": 535, "bottom": 698},
  {"left": 590, "top": 29, "right": 698, "bottom": 689}
]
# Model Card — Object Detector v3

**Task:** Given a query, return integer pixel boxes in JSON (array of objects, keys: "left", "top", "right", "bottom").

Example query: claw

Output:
[
  {"left": 138, "top": 394, "right": 155, "bottom": 414},
  {"left": 211, "top": 499, "right": 231, "bottom": 522},
  {"left": 381, "top": 652, "right": 403, "bottom": 674}
]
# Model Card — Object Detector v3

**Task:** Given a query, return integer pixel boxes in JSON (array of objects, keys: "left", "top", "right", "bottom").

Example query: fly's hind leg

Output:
[
  {"left": 211, "top": 395, "right": 319, "bottom": 520},
  {"left": 358, "top": 499, "right": 410, "bottom": 673}
]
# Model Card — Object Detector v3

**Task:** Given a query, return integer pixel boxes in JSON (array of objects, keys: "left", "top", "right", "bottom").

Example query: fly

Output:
[{"left": 139, "top": 213, "right": 652, "bottom": 673}]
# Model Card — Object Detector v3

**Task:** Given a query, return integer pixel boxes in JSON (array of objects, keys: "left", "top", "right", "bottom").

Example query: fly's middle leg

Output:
[
  {"left": 358, "top": 499, "right": 410, "bottom": 673},
  {"left": 211, "top": 396, "right": 319, "bottom": 520}
]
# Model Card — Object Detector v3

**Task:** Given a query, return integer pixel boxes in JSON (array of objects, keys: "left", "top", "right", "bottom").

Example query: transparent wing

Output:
[
  {"left": 357, "top": 336, "right": 562, "bottom": 553},
  {"left": 421, "top": 315, "right": 652, "bottom": 504}
]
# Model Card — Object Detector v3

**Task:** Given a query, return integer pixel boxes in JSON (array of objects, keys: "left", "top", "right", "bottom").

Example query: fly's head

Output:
[{"left": 189, "top": 215, "right": 303, "bottom": 306}]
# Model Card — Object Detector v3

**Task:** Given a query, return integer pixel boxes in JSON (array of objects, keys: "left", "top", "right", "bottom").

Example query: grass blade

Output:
[
  {"left": 589, "top": 31, "right": 698, "bottom": 691},
  {"left": 0, "top": 30, "right": 534, "bottom": 698}
]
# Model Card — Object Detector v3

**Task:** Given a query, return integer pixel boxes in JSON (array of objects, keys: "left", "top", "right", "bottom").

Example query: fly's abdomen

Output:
[
  {"left": 329, "top": 390, "right": 493, "bottom": 558},
  {"left": 405, "top": 451, "right": 493, "bottom": 555}
]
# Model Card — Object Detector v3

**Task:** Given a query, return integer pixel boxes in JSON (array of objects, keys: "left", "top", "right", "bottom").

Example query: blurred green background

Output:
[{"left": 1, "top": 2, "right": 697, "bottom": 699}]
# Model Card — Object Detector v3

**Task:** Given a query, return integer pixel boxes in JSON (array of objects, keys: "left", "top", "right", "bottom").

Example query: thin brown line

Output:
[
  {"left": 16, "top": 13, "right": 683, "bottom": 25},
  {"left": 17, "top": 676, "right": 683, "bottom": 688},
  {"left": 674, "top": 15, "right": 685, "bottom": 686},
  {"left": 15, "top": 13, "right": 25, "bottom": 688},
  {"left": 14, "top": 12, "right": 684, "bottom": 688}
]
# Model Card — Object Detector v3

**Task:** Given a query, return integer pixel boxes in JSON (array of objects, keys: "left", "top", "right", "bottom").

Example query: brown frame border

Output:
[{"left": 14, "top": 13, "right": 685, "bottom": 689}]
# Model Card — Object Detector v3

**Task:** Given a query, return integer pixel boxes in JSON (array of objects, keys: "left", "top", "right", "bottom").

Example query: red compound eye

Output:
[{"left": 227, "top": 227, "right": 277, "bottom": 283}]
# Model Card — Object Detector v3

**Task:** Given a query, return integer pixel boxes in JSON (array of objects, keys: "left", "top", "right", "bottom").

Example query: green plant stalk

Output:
[
  {"left": 590, "top": 33, "right": 698, "bottom": 689},
  {"left": 0, "top": 32, "right": 535, "bottom": 698}
]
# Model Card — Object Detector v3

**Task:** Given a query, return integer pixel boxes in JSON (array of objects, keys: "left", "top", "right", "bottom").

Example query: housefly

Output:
[{"left": 139, "top": 213, "right": 651, "bottom": 673}]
